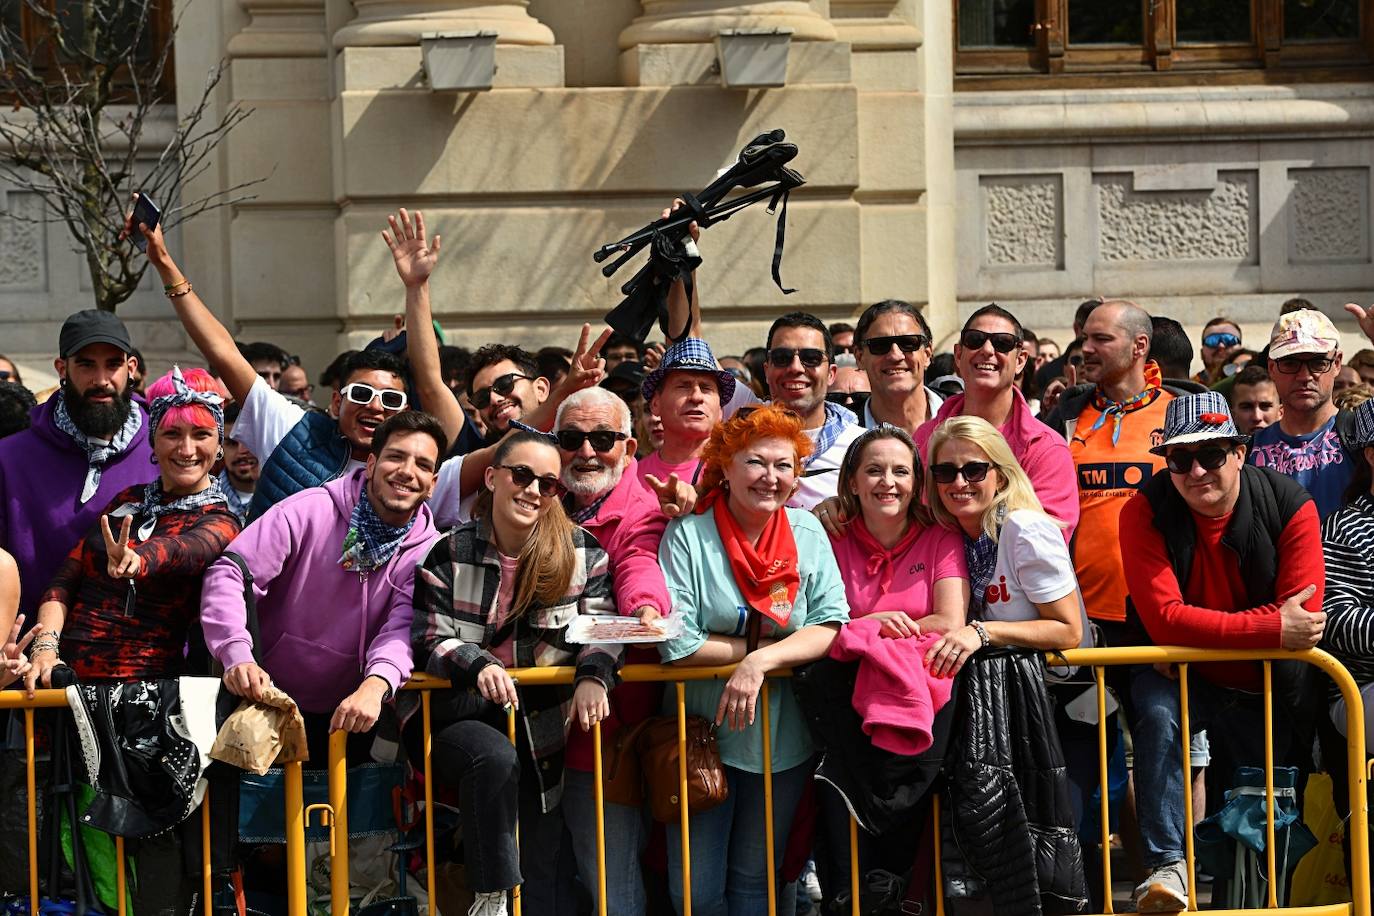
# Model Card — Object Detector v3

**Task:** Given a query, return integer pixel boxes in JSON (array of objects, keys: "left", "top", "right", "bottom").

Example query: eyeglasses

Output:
[
  {"left": 1165, "top": 445, "right": 1234, "bottom": 474},
  {"left": 1273, "top": 354, "right": 1336, "bottom": 376},
  {"left": 863, "top": 334, "right": 930, "bottom": 356},
  {"left": 766, "top": 347, "right": 827, "bottom": 369},
  {"left": 555, "top": 429, "right": 628, "bottom": 453},
  {"left": 471, "top": 372, "right": 531, "bottom": 409},
  {"left": 499, "top": 464, "right": 562, "bottom": 498},
  {"left": 833, "top": 344, "right": 854, "bottom": 355},
  {"left": 930, "top": 461, "right": 994, "bottom": 484},
  {"left": 341, "top": 382, "right": 407, "bottom": 411},
  {"left": 1202, "top": 332, "right": 1241, "bottom": 350},
  {"left": 959, "top": 330, "right": 1020, "bottom": 354}
]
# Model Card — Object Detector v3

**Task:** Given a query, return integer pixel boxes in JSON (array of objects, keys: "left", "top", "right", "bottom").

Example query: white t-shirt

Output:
[
  {"left": 721, "top": 385, "right": 860, "bottom": 510},
  {"left": 235, "top": 376, "right": 365, "bottom": 477},
  {"left": 430, "top": 453, "right": 474, "bottom": 529},
  {"left": 986, "top": 509, "right": 1092, "bottom": 650}
]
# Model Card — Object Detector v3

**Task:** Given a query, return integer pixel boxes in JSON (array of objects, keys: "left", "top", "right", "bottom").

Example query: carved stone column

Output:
[
  {"left": 620, "top": 1, "right": 837, "bottom": 49},
  {"left": 828, "top": 0, "right": 921, "bottom": 50},
  {"left": 334, "top": 0, "right": 555, "bottom": 48}
]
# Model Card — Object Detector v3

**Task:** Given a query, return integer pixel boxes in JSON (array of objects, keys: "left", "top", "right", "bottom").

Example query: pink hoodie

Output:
[
  {"left": 829, "top": 617, "right": 954, "bottom": 755},
  {"left": 914, "top": 387, "right": 1079, "bottom": 541}
]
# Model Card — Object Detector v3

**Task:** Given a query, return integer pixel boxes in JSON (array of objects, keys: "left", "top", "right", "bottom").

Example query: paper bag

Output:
[{"left": 210, "top": 685, "right": 310, "bottom": 775}]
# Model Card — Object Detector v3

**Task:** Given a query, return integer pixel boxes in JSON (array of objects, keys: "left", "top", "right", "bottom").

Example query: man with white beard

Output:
[{"left": 551, "top": 385, "right": 669, "bottom": 916}]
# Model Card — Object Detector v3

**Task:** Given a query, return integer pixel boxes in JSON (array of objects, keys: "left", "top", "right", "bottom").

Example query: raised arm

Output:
[
  {"left": 383, "top": 209, "right": 466, "bottom": 447},
  {"left": 661, "top": 199, "right": 701, "bottom": 344},
  {"left": 124, "top": 197, "right": 258, "bottom": 405}
]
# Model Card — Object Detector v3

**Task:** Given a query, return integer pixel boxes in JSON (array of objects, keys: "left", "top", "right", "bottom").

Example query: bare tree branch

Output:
[{"left": 0, "top": 0, "right": 258, "bottom": 311}]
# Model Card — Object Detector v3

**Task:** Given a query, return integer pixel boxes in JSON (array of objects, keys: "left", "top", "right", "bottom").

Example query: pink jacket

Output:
[
  {"left": 915, "top": 387, "right": 1079, "bottom": 541},
  {"left": 829, "top": 617, "right": 954, "bottom": 756},
  {"left": 581, "top": 458, "right": 671, "bottom": 618}
]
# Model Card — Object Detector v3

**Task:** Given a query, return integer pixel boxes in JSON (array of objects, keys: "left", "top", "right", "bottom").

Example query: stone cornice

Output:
[{"left": 954, "top": 83, "right": 1374, "bottom": 145}]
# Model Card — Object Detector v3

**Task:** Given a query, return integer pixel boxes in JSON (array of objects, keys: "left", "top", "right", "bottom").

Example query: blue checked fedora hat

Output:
[
  {"left": 1150, "top": 391, "right": 1251, "bottom": 455},
  {"left": 1353, "top": 398, "right": 1374, "bottom": 449},
  {"left": 642, "top": 337, "right": 737, "bottom": 404}
]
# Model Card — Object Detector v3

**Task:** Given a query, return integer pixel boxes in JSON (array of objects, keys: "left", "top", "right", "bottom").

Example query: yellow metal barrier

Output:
[{"left": 0, "top": 687, "right": 302, "bottom": 916}]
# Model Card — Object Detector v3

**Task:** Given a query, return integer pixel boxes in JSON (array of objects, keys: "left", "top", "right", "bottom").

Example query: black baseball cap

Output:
[
  {"left": 59, "top": 309, "right": 134, "bottom": 358},
  {"left": 600, "top": 361, "right": 646, "bottom": 395}
]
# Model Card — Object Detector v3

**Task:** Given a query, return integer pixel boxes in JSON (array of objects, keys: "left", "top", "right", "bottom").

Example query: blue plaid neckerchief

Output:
[
  {"left": 964, "top": 531, "right": 998, "bottom": 621},
  {"left": 110, "top": 479, "right": 228, "bottom": 541},
  {"left": 1088, "top": 361, "right": 1163, "bottom": 446},
  {"left": 340, "top": 483, "right": 414, "bottom": 574},
  {"left": 806, "top": 401, "right": 857, "bottom": 469},
  {"left": 53, "top": 390, "right": 144, "bottom": 505},
  {"left": 218, "top": 471, "right": 252, "bottom": 524}
]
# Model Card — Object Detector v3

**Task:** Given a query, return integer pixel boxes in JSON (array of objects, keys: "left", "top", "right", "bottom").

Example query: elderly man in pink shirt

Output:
[
  {"left": 913, "top": 304, "right": 1079, "bottom": 538},
  {"left": 552, "top": 385, "right": 671, "bottom": 916}
]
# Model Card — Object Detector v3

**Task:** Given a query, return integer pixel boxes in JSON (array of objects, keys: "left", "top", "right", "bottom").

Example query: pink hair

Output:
[{"left": 145, "top": 366, "right": 220, "bottom": 430}]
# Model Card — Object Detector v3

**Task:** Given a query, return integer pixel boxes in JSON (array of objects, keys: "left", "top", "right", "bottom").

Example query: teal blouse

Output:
[{"left": 657, "top": 508, "right": 850, "bottom": 773}]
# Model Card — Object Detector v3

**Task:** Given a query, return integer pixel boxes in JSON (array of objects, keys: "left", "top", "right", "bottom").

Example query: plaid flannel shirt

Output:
[{"left": 407, "top": 518, "right": 620, "bottom": 811}]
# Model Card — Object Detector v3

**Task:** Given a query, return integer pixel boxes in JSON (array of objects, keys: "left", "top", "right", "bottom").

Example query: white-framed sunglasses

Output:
[{"left": 340, "top": 382, "right": 407, "bottom": 411}]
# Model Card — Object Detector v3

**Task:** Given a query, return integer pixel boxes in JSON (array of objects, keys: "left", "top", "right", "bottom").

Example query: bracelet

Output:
[
  {"left": 166, "top": 282, "right": 193, "bottom": 299},
  {"left": 162, "top": 277, "right": 187, "bottom": 290},
  {"left": 29, "top": 637, "right": 59, "bottom": 658},
  {"left": 970, "top": 620, "right": 990, "bottom": 649}
]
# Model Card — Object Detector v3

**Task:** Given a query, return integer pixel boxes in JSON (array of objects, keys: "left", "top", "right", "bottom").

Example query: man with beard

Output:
[
  {"left": 553, "top": 386, "right": 669, "bottom": 916},
  {"left": 465, "top": 344, "right": 548, "bottom": 442},
  {"left": 0, "top": 309, "right": 153, "bottom": 622},
  {"left": 200, "top": 411, "right": 444, "bottom": 756},
  {"left": 219, "top": 403, "right": 261, "bottom": 524}
]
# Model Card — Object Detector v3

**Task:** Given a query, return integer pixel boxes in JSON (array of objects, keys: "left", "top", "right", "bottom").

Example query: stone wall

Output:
[{"left": 953, "top": 83, "right": 1374, "bottom": 361}]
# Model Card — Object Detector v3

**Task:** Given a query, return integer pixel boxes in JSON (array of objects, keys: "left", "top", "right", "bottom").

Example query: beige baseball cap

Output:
[{"left": 1269, "top": 309, "right": 1340, "bottom": 360}]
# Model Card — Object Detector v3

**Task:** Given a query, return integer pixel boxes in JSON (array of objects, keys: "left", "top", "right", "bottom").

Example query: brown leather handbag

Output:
[{"left": 637, "top": 715, "right": 728, "bottom": 823}]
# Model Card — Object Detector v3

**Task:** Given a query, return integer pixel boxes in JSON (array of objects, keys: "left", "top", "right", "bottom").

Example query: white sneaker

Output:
[
  {"left": 468, "top": 890, "right": 508, "bottom": 916},
  {"left": 800, "top": 859, "right": 823, "bottom": 903},
  {"left": 1135, "top": 861, "right": 1189, "bottom": 914}
]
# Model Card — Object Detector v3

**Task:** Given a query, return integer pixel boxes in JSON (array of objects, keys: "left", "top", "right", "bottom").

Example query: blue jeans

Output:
[
  {"left": 562, "top": 768, "right": 648, "bottom": 916},
  {"left": 1130, "top": 667, "right": 1286, "bottom": 870},
  {"left": 666, "top": 763, "right": 810, "bottom": 916}
]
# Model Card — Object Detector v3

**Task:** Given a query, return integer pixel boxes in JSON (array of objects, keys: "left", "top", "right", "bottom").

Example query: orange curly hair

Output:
[{"left": 698, "top": 405, "right": 814, "bottom": 497}]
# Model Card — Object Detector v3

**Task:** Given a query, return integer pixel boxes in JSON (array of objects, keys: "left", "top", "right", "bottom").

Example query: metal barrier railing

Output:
[
  {"left": 0, "top": 687, "right": 305, "bottom": 916},
  {"left": 0, "top": 646, "right": 1367, "bottom": 916}
]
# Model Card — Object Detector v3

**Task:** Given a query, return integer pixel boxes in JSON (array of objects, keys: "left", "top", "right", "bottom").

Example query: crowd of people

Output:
[{"left": 0, "top": 200, "right": 1370, "bottom": 916}]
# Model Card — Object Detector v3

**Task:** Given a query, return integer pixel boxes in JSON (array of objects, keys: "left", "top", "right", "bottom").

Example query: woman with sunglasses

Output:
[
  {"left": 657, "top": 404, "right": 849, "bottom": 916},
  {"left": 804, "top": 425, "right": 968, "bottom": 906},
  {"left": 410, "top": 430, "right": 618, "bottom": 916},
  {"left": 923, "top": 415, "right": 1090, "bottom": 912}
]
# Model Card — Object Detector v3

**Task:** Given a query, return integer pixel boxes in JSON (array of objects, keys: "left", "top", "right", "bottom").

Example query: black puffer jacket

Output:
[{"left": 941, "top": 649, "right": 1087, "bottom": 915}]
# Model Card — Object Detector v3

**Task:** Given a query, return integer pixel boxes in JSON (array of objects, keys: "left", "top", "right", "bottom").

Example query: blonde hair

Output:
[
  {"left": 473, "top": 432, "right": 577, "bottom": 618},
  {"left": 924, "top": 416, "right": 1059, "bottom": 542}
]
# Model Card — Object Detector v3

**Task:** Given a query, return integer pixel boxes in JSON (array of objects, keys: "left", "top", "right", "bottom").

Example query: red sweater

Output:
[{"left": 1119, "top": 492, "right": 1323, "bottom": 689}]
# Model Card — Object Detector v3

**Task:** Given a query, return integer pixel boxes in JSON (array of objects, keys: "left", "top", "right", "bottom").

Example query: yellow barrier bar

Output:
[
  {"left": 761, "top": 680, "right": 776, "bottom": 916},
  {"left": 592, "top": 719, "right": 607, "bottom": 916},
  {"left": 932, "top": 793, "right": 944, "bottom": 916},
  {"left": 1263, "top": 661, "right": 1278, "bottom": 909},
  {"left": 202, "top": 787, "right": 213, "bottom": 916},
  {"left": 0, "top": 687, "right": 75, "bottom": 708},
  {"left": 25, "top": 707, "right": 37, "bottom": 916},
  {"left": 1094, "top": 666, "right": 1113, "bottom": 915},
  {"left": 330, "top": 728, "right": 351, "bottom": 916},
  {"left": 677, "top": 681, "right": 692, "bottom": 916},
  {"left": 1180, "top": 662, "right": 1195, "bottom": 911},
  {"left": 422, "top": 691, "right": 437, "bottom": 915},
  {"left": 507, "top": 704, "right": 521, "bottom": 916},
  {"left": 115, "top": 835, "right": 127, "bottom": 916},
  {"left": 849, "top": 816, "right": 860, "bottom": 916},
  {"left": 285, "top": 762, "right": 307, "bottom": 916}
]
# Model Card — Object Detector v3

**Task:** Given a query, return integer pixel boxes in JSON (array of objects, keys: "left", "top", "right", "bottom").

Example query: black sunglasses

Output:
[
  {"left": 499, "top": 464, "right": 562, "bottom": 498},
  {"left": 1165, "top": 446, "right": 1234, "bottom": 474},
  {"left": 341, "top": 382, "right": 407, "bottom": 411},
  {"left": 472, "top": 372, "right": 532, "bottom": 409},
  {"left": 960, "top": 330, "right": 1020, "bottom": 354},
  {"left": 555, "top": 429, "right": 628, "bottom": 453},
  {"left": 1273, "top": 355, "right": 1335, "bottom": 376},
  {"left": 930, "top": 461, "right": 994, "bottom": 484},
  {"left": 863, "top": 334, "right": 930, "bottom": 356},
  {"left": 767, "top": 347, "right": 827, "bottom": 369}
]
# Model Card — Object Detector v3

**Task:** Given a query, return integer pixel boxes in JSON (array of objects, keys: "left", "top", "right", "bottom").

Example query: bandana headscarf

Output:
[
  {"left": 147, "top": 365, "right": 225, "bottom": 444},
  {"left": 110, "top": 478, "right": 229, "bottom": 541},
  {"left": 1088, "top": 360, "right": 1164, "bottom": 446},
  {"left": 54, "top": 390, "right": 143, "bottom": 505},
  {"left": 340, "top": 483, "right": 415, "bottom": 575}
]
